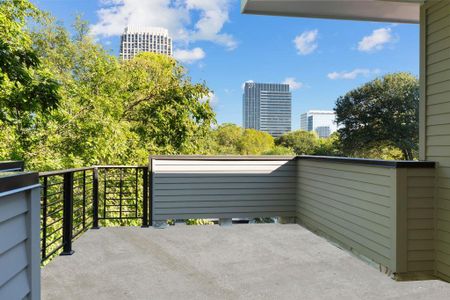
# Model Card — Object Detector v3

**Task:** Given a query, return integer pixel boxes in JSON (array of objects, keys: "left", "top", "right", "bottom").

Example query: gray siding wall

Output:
[
  {"left": 296, "top": 159, "right": 396, "bottom": 270},
  {"left": 0, "top": 186, "right": 40, "bottom": 299},
  {"left": 152, "top": 159, "right": 297, "bottom": 221},
  {"left": 297, "top": 160, "right": 436, "bottom": 276},
  {"left": 421, "top": 0, "right": 450, "bottom": 281}
]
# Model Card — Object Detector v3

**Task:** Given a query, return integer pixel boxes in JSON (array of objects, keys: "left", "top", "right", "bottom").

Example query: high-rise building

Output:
[
  {"left": 300, "top": 110, "right": 338, "bottom": 138},
  {"left": 120, "top": 26, "right": 173, "bottom": 60},
  {"left": 243, "top": 82, "right": 292, "bottom": 137}
]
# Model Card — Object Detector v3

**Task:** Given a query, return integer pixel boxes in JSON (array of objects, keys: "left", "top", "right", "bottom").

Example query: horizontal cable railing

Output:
[{"left": 39, "top": 166, "right": 149, "bottom": 264}]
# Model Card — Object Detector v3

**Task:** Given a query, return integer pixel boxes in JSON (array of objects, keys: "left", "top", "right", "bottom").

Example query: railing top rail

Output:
[
  {"left": 39, "top": 167, "right": 94, "bottom": 177},
  {"left": 298, "top": 155, "right": 436, "bottom": 168},
  {"left": 0, "top": 171, "right": 39, "bottom": 194},
  {"left": 94, "top": 165, "right": 147, "bottom": 169},
  {"left": 149, "top": 155, "right": 296, "bottom": 161},
  {"left": 0, "top": 161, "right": 24, "bottom": 172}
]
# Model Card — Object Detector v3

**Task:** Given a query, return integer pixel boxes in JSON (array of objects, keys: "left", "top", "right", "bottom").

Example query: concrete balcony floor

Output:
[{"left": 42, "top": 224, "right": 450, "bottom": 300}]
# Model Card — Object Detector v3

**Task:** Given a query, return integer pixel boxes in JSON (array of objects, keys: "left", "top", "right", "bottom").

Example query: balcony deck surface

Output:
[{"left": 42, "top": 224, "right": 450, "bottom": 300}]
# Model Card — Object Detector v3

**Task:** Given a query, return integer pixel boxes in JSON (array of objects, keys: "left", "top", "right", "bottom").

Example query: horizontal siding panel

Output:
[
  {"left": 427, "top": 59, "right": 450, "bottom": 76},
  {"left": 154, "top": 182, "right": 294, "bottom": 190},
  {"left": 298, "top": 213, "right": 391, "bottom": 268},
  {"left": 154, "top": 188, "right": 296, "bottom": 196},
  {"left": 408, "top": 208, "right": 434, "bottom": 220},
  {"left": 154, "top": 176, "right": 296, "bottom": 183},
  {"left": 427, "top": 112, "right": 450, "bottom": 126},
  {"left": 427, "top": 36, "right": 450, "bottom": 56},
  {"left": 427, "top": 79, "right": 450, "bottom": 95},
  {"left": 407, "top": 261, "right": 434, "bottom": 272},
  {"left": 426, "top": 90, "right": 450, "bottom": 106},
  {"left": 407, "top": 198, "right": 434, "bottom": 209},
  {"left": 298, "top": 173, "right": 390, "bottom": 196},
  {"left": 427, "top": 48, "right": 450, "bottom": 66},
  {"left": 156, "top": 211, "right": 295, "bottom": 220},
  {"left": 0, "top": 268, "right": 29, "bottom": 300},
  {"left": 153, "top": 159, "right": 297, "bottom": 220},
  {"left": 0, "top": 214, "right": 27, "bottom": 256},
  {"left": 299, "top": 196, "right": 390, "bottom": 239},
  {"left": 298, "top": 160, "right": 391, "bottom": 177},
  {"left": 154, "top": 200, "right": 296, "bottom": 208},
  {"left": 298, "top": 176, "right": 391, "bottom": 206},
  {"left": 299, "top": 183, "right": 389, "bottom": 212},
  {"left": 428, "top": 69, "right": 450, "bottom": 85},
  {"left": 408, "top": 250, "right": 434, "bottom": 261},
  {"left": 0, "top": 242, "right": 27, "bottom": 287},
  {"left": 298, "top": 187, "right": 390, "bottom": 220},
  {"left": 298, "top": 165, "right": 391, "bottom": 186},
  {"left": 0, "top": 192, "right": 27, "bottom": 224}
]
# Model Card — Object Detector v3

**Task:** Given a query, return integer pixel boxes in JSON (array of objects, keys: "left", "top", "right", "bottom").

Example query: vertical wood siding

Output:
[
  {"left": 422, "top": 0, "right": 450, "bottom": 281},
  {"left": 152, "top": 159, "right": 297, "bottom": 221}
]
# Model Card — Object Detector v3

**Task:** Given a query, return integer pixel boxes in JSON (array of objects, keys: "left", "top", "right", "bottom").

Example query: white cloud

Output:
[
  {"left": 327, "top": 68, "right": 381, "bottom": 80},
  {"left": 241, "top": 80, "right": 254, "bottom": 90},
  {"left": 173, "top": 47, "right": 205, "bottom": 64},
  {"left": 91, "top": 0, "right": 236, "bottom": 50},
  {"left": 200, "top": 92, "right": 218, "bottom": 107},
  {"left": 283, "top": 77, "right": 303, "bottom": 90},
  {"left": 294, "top": 30, "right": 318, "bottom": 55},
  {"left": 358, "top": 28, "right": 393, "bottom": 52}
]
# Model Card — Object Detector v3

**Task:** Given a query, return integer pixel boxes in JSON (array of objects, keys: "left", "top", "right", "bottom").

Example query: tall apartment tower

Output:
[
  {"left": 300, "top": 110, "right": 338, "bottom": 138},
  {"left": 120, "top": 26, "right": 173, "bottom": 60},
  {"left": 243, "top": 82, "right": 292, "bottom": 137}
]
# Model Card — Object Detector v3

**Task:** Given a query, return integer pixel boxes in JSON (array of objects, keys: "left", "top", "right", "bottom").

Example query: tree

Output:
[
  {"left": 0, "top": 0, "right": 60, "bottom": 160},
  {"left": 335, "top": 73, "right": 419, "bottom": 160},
  {"left": 211, "top": 123, "right": 243, "bottom": 154},
  {"left": 262, "top": 146, "right": 295, "bottom": 155},
  {"left": 238, "top": 129, "right": 274, "bottom": 155},
  {"left": 276, "top": 130, "right": 319, "bottom": 155}
]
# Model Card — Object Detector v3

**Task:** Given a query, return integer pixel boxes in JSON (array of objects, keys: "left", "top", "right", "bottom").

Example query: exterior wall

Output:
[
  {"left": 152, "top": 157, "right": 297, "bottom": 221},
  {"left": 421, "top": 0, "right": 450, "bottom": 281},
  {"left": 0, "top": 175, "right": 40, "bottom": 299},
  {"left": 405, "top": 168, "right": 435, "bottom": 275},
  {"left": 297, "top": 159, "right": 435, "bottom": 276}
]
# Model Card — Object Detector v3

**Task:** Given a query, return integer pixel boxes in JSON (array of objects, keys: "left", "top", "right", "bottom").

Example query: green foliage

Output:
[
  {"left": 0, "top": 8, "right": 216, "bottom": 170},
  {"left": 335, "top": 73, "right": 419, "bottom": 160},
  {"left": 262, "top": 145, "right": 295, "bottom": 155},
  {"left": 211, "top": 123, "right": 243, "bottom": 154},
  {"left": 314, "top": 132, "right": 343, "bottom": 156},
  {"left": 276, "top": 130, "right": 319, "bottom": 155},
  {"left": 0, "top": 0, "right": 60, "bottom": 161},
  {"left": 185, "top": 219, "right": 214, "bottom": 225},
  {"left": 238, "top": 129, "right": 274, "bottom": 155}
]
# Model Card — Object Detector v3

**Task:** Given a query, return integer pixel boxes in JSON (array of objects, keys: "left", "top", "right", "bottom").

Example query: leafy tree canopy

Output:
[
  {"left": 335, "top": 73, "right": 419, "bottom": 160},
  {"left": 276, "top": 130, "right": 320, "bottom": 155}
]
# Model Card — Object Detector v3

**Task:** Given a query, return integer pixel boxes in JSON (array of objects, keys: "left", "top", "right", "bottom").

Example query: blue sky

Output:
[{"left": 32, "top": 0, "right": 419, "bottom": 129}]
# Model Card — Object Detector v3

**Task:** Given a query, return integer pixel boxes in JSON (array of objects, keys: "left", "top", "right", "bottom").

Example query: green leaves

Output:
[{"left": 335, "top": 72, "right": 419, "bottom": 160}]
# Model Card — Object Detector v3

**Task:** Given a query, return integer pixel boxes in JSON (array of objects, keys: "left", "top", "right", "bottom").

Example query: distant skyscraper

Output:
[
  {"left": 300, "top": 110, "right": 338, "bottom": 138},
  {"left": 120, "top": 26, "right": 173, "bottom": 60},
  {"left": 243, "top": 82, "right": 292, "bottom": 137}
]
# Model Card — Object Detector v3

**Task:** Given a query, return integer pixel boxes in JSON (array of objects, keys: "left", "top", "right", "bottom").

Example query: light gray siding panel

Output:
[
  {"left": 0, "top": 193, "right": 27, "bottom": 224},
  {"left": 0, "top": 269, "right": 30, "bottom": 300},
  {"left": 423, "top": 0, "right": 450, "bottom": 281},
  {"left": 152, "top": 159, "right": 297, "bottom": 221},
  {"left": 0, "top": 241, "right": 28, "bottom": 287},
  {"left": 0, "top": 183, "right": 40, "bottom": 299}
]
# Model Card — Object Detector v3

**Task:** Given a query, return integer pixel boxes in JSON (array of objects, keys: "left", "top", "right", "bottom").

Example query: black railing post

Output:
[
  {"left": 92, "top": 167, "right": 100, "bottom": 229},
  {"left": 61, "top": 172, "right": 74, "bottom": 256},
  {"left": 142, "top": 167, "right": 149, "bottom": 227},
  {"left": 42, "top": 176, "right": 48, "bottom": 261},
  {"left": 149, "top": 159, "right": 153, "bottom": 226}
]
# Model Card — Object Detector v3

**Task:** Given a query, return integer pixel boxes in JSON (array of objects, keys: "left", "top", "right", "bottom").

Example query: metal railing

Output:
[{"left": 39, "top": 166, "right": 149, "bottom": 263}]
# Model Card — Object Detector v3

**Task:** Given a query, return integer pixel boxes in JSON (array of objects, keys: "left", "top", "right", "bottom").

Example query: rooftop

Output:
[{"left": 42, "top": 224, "right": 450, "bottom": 300}]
